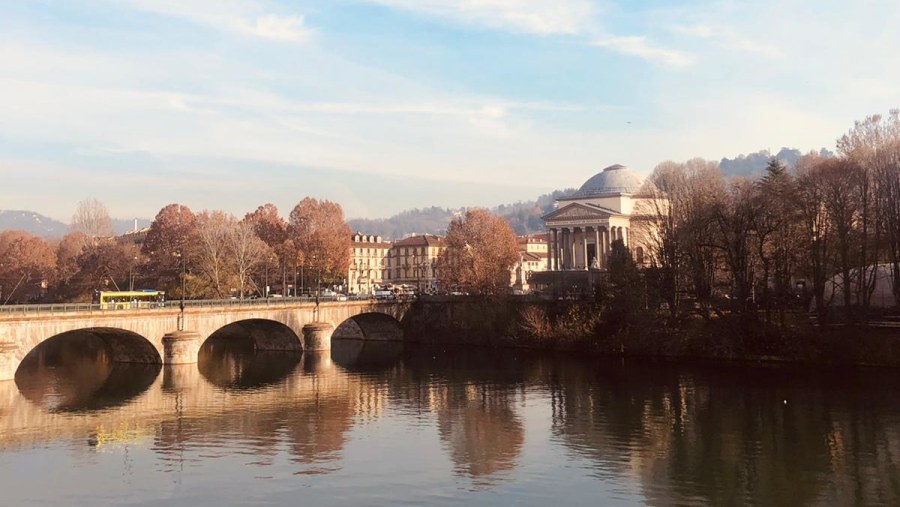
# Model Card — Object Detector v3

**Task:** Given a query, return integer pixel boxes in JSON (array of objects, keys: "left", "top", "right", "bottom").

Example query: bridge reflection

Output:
[{"left": 4, "top": 346, "right": 900, "bottom": 502}]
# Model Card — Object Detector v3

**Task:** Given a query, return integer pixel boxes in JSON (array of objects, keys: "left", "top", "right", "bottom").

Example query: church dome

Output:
[{"left": 572, "top": 164, "right": 644, "bottom": 197}]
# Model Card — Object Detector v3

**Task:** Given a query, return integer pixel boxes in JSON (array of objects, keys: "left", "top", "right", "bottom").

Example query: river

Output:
[{"left": 2, "top": 335, "right": 900, "bottom": 506}]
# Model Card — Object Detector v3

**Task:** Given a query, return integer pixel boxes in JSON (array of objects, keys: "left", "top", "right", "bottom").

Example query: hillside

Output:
[
  {"left": 0, "top": 210, "right": 69, "bottom": 238},
  {"left": 719, "top": 147, "right": 834, "bottom": 178},
  {"left": 347, "top": 188, "right": 576, "bottom": 240},
  {"left": 0, "top": 211, "right": 151, "bottom": 238}
]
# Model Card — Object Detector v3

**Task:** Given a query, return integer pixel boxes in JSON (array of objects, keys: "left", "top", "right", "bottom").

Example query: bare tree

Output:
[
  {"left": 71, "top": 198, "right": 114, "bottom": 246},
  {"left": 795, "top": 153, "right": 834, "bottom": 323},
  {"left": 228, "top": 219, "right": 271, "bottom": 299},
  {"left": 838, "top": 110, "right": 900, "bottom": 311},
  {"left": 195, "top": 210, "right": 236, "bottom": 298}
]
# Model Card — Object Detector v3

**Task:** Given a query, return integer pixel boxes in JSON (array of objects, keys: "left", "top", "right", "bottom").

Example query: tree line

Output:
[
  {"left": 0, "top": 198, "right": 522, "bottom": 304},
  {"left": 0, "top": 198, "right": 352, "bottom": 304},
  {"left": 634, "top": 109, "right": 900, "bottom": 324}
]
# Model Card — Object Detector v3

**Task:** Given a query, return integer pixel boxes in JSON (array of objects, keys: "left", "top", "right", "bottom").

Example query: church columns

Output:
[
  {"left": 549, "top": 228, "right": 557, "bottom": 271},
  {"left": 560, "top": 228, "right": 569, "bottom": 270},
  {"left": 569, "top": 228, "right": 576, "bottom": 269},
  {"left": 548, "top": 223, "right": 626, "bottom": 270},
  {"left": 581, "top": 228, "right": 589, "bottom": 270}
]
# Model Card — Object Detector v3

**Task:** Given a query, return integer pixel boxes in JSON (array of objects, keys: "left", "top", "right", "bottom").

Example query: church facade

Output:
[{"left": 542, "top": 164, "right": 653, "bottom": 271}]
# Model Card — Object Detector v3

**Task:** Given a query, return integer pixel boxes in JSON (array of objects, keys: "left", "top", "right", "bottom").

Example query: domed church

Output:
[{"left": 542, "top": 164, "right": 653, "bottom": 271}]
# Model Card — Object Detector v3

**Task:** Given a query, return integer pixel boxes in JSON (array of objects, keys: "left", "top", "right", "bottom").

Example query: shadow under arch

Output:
[
  {"left": 331, "top": 339, "right": 404, "bottom": 371},
  {"left": 14, "top": 328, "right": 162, "bottom": 412},
  {"left": 200, "top": 319, "right": 302, "bottom": 389},
  {"left": 332, "top": 312, "right": 404, "bottom": 343},
  {"left": 204, "top": 318, "right": 303, "bottom": 351}
]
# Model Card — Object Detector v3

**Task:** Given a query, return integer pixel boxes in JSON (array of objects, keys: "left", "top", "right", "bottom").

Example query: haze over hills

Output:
[
  {"left": 0, "top": 211, "right": 151, "bottom": 239},
  {"left": 3, "top": 147, "right": 832, "bottom": 240},
  {"left": 348, "top": 147, "right": 831, "bottom": 239},
  {"left": 0, "top": 211, "right": 69, "bottom": 238}
]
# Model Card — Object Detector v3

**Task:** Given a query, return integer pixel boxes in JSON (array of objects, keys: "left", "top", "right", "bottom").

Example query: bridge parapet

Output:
[{"left": 0, "top": 300, "right": 412, "bottom": 381}]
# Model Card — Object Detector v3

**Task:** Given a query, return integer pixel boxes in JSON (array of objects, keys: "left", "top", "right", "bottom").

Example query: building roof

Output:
[
  {"left": 520, "top": 252, "right": 546, "bottom": 262},
  {"left": 394, "top": 234, "right": 445, "bottom": 247},
  {"left": 562, "top": 164, "right": 644, "bottom": 199},
  {"left": 517, "top": 235, "right": 547, "bottom": 244}
]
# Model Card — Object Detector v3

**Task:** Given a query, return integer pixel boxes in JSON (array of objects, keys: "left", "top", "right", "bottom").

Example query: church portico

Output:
[{"left": 543, "top": 164, "right": 649, "bottom": 272}]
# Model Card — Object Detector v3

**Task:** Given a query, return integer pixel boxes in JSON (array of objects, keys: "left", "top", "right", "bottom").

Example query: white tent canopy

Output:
[{"left": 820, "top": 264, "right": 898, "bottom": 308}]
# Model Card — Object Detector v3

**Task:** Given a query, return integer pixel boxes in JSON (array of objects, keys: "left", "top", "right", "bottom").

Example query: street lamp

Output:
[
  {"left": 173, "top": 250, "right": 186, "bottom": 331},
  {"left": 129, "top": 255, "right": 138, "bottom": 292}
]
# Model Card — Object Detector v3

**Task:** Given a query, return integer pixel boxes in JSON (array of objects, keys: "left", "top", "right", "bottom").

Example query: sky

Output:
[{"left": 2, "top": 0, "right": 899, "bottom": 223}]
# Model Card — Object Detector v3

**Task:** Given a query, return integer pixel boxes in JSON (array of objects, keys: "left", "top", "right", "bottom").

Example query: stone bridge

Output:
[{"left": 0, "top": 300, "right": 413, "bottom": 381}]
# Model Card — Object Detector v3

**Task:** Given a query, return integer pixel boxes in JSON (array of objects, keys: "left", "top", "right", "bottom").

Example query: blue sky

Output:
[{"left": 2, "top": 0, "right": 899, "bottom": 222}]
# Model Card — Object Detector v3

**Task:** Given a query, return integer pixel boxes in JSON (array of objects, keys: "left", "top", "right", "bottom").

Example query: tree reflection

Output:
[{"left": 547, "top": 359, "right": 900, "bottom": 506}]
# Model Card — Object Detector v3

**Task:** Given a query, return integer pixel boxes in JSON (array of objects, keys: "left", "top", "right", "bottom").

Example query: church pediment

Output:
[{"left": 542, "top": 203, "right": 616, "bottom": 222}]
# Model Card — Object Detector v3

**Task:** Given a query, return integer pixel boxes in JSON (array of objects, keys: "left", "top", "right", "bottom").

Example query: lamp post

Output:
[
  {"left": 129, "top": 255, "right": 137, "bottom": 291},
  {"left": 173, "top": 250, "right": 186, "bottom": 331},
  {"left": 264, "top": 256, "right": 271, "bottom": 299}
]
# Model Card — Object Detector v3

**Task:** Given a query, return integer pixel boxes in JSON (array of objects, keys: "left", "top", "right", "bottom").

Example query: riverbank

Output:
[{"left": 402, "top": 298, "right": 900, "bottom": 368}]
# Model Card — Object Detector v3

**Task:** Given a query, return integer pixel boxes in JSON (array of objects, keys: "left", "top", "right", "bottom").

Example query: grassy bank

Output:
[{"left": 401, "top": 298, "right": 900, "bottom": 368}]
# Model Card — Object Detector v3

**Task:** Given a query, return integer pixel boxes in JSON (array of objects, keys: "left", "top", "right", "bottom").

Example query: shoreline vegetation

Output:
[{"left": 403, "top": 297, "right": 900, "bottom": 369}]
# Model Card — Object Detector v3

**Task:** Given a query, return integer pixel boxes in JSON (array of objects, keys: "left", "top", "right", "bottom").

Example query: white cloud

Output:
[
  {"left": 240, "top": 14, "right": 310, "bottom": 42},
  {"left": 594, "top": 36, "right": 694, "bottom": 67},
  {"left": 362, "top": 0, "right": 596, "bottom": 35},
  {"left": 120, "top": 0, "right": 312, "bottom": 42},
  {"left": 672, "top": 24, "right": 782, "bottom": 59}
]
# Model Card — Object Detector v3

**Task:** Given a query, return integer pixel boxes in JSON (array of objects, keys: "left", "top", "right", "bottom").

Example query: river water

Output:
[{"left": 2, "top": 336, "right": 900, "bottom": 506}]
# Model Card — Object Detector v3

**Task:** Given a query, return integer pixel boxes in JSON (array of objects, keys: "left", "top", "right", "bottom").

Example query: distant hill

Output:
[
  {"left": 0, "top": 211, "right": 151, "bottom": 238},
  {"left": 347, "top": 188, "right": 576, "bottom": 240},
  {"left": 0, "top": 210, "right": 69, "bottom": 238},
  {"left": 719, "top": 147, "right": 834, "bottom": 178}
]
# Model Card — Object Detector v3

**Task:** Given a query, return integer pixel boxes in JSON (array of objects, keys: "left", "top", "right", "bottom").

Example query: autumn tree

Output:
[
  {"left": 288, "top": 198, "right": 351, "bottom": 291},
  {"left": 245, "top": 203, "right": 292, "bottom": 293},
  {"left": 64, "top": 240, "right": 142, "bottom": 300},
  {"left": 436, "top": 208, "right": 519, "bottom": 295},
  {"left": 141, "top": 204, "right": 199, "bottom": 294},
  {"left": 71, "top": 198, "right": 114, "bottom": 246},
  {"left": 0, "top": 231, "right": 57, "bottom": 303}
]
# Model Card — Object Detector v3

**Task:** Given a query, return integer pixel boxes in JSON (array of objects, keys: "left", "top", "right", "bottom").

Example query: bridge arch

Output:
[
  {"left": 18, "top": 327, "right": 161, "bottom": 375},
  {"left": 332, "top": 312, "right": 404, "bottom": 343},
  {"left": 204, "top": 318, "right": 303, "bottom": 352}
]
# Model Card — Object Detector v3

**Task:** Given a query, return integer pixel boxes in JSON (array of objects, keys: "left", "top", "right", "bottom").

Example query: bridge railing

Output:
[{"left": 0, "top": 295, "right": 375, "bottom": 315}]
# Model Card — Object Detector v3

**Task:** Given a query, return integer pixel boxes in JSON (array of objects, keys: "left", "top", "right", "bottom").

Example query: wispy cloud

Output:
[
  {"left": 120, "top": 0, "right": 312, "bottom": 42},
  {"left": 594, "top": 36, "right": 694, "bottom": 67},
  {"left": 361, "top": 0, "right": 596, "bottom": 35},
  {"left": 672, "top": 24, "right": 783, "bottom": 58}
]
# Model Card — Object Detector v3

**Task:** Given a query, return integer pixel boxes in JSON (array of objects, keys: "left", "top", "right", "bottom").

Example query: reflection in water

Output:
[
  {"left": 331, "top": 339, "right": 403, "bottom": 371},
  {"left": 14, "top": 332, "right": 160, "bottom": 413},
  {"left": 4, "top": 342, "right": 900, "bottom": 505},
  {"left": 547, "top": 360, "right": 900, "bottom": 506},
  {"left": 198, "top": 337, "right": 301, "bottom": 390}
]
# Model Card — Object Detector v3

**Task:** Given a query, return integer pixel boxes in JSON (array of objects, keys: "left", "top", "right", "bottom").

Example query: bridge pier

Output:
[
  {"left": 162, "top": 331, "right": 201, "bottom": 364},
  {"left": 302, "top": 323, "right": 334, "bottom": 351},
  {"left": 0, "top": 341, "right": 18, "bottom": 382}
]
